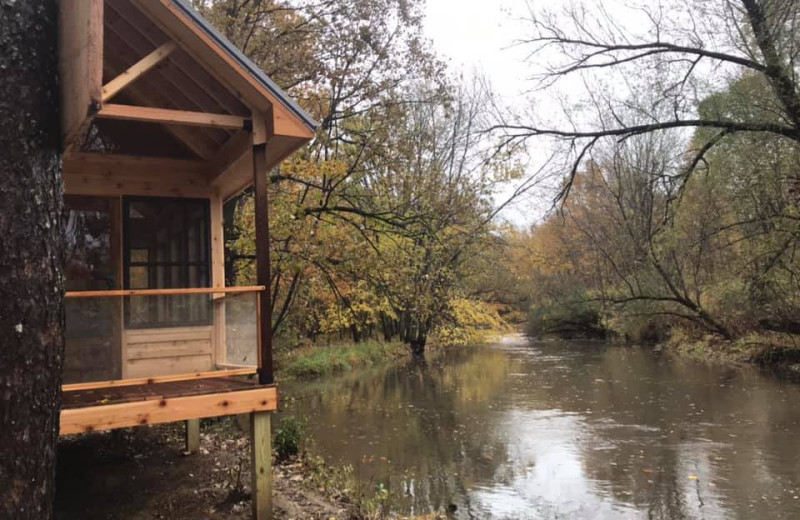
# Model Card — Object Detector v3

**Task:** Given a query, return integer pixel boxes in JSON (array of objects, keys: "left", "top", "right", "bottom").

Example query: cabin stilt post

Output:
[
  {"left": 252, "top": 142, "right": 274, "bottom": 384},
  {"left": 250, "top": 411, "right": 272, "bottom": 520},
  {"left": 185, "top": 419, "right": 200, "bottom": 454}
]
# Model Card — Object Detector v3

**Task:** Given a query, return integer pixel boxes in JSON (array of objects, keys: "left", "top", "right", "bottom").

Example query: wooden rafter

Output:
[
  {"left": 130, "top": 0, "right": 314, "bottom": 139},
  {"left": 101, "top": 73, "right": 226, "bottom": 158},
  {"left": 102, "top": 40, "right": 177, "bottom": 102},
  {"left": 97, "top": 104, "right": 250, "bottom": 130},
  {"left": 210, "top": 131, "right": 252, "bottom": 179},
  {"left": 103, "top": 13, "right": 241, "bottom": 141},
  {"left": 102, "top": 14, "right": 233, "bottom": 154},
  {"left": 100, "top": 63, "right": 223, "bottom": 158},
  {"left": 105, "top": 0, "right": 248, "bottom": 116},
  {"left": 101, "top": 27, "right": 225, "bottom": 156}
]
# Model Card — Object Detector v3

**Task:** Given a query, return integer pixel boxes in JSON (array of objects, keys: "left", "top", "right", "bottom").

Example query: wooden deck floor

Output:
[{"left": 60, "top": 377, "right": 278, "bottom": 435}]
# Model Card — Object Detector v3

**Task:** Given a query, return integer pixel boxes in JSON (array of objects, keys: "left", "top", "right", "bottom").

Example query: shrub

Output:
[
  {"left": 432, "top": 298, "right": 508, "bottom": 347},
  {"left": 274, "top": 416, "right": 305, "bottom": 461},
  {"left": 608, "top": 309, "right": 671, "bottom": 344},
  {"left": 527, "top": 299, "right": 606, "bottom": 339}
]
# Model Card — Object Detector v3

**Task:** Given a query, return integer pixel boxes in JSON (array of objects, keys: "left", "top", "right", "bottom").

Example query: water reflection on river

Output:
[{"left": 281, "top": 336, "right": 800, "bottom": 519}]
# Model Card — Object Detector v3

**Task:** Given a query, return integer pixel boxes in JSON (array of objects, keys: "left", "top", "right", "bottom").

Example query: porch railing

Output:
[{"left": 63, "top": 286, "right": 265, "bottom": 388}]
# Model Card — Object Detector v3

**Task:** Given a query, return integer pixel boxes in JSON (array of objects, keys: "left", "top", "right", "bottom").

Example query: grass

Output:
[{"left": 277, "top": 340, "right": 408, "bottom": 379}]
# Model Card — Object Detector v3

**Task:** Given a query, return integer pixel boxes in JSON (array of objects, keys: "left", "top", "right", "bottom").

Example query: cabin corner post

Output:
[
  {"left": 252, "top": 143, "right": 274, "bottom": 384},
  {"left": 59, "top": 0, "right": 104, "bottom": 149}
]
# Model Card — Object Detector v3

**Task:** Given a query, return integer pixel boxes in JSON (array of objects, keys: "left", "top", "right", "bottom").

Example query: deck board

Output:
[{"left": 62, "top": 377, "right": 258, "bottom": 409}]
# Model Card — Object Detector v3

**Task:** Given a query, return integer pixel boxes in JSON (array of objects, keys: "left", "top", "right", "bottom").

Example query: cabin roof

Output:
[
  {"left": 168, "top": 0, "right": 318, "bottom": 133},
  {"left": 60, "top": 0, "right": 317, "bottom": 199}
]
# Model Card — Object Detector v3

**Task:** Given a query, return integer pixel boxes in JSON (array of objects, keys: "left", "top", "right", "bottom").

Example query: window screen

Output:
[
  {"left": 123, "top": 197, "right": 211, "bottom": 328},
  {"left": 64, "top": 195, "right": 116, "bottom": 292}
]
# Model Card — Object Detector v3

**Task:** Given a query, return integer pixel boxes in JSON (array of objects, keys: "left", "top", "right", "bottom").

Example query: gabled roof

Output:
[
  {"left": 169, "top": 0, "right": 318, "bottom": 133},
  {"left": 60, "top": 0, "right": 317, "bottom": 195}
]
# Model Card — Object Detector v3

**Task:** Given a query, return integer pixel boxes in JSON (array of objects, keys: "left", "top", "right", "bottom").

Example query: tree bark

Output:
[
  {"left": 410, "top": 337, "right": 427, "bottom": 359},
  {"left": 409, "top": 325, "right": 428, "bottom": 359},
  {"left": 0, "top": 1, "right": 64, "bottom": 518},
  {"left": 741, "top": 0, "right": 800, "bottom": 130}
]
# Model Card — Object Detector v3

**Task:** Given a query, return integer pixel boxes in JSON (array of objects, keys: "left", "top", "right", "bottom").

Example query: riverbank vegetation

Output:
[
  {"left": 496, "top": 96, "right": 800, "bottom": 364},
  {"left": 276, "top": 300, "right": 510, "bottom": 378},
  {"left": 277, "top": 341, "right": 408, "bottom": 378}
]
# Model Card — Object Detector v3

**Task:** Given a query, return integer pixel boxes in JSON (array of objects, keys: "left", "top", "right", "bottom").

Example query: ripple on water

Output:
[{"left": 282, "top": 338, "right": 800, "bottom": 520}]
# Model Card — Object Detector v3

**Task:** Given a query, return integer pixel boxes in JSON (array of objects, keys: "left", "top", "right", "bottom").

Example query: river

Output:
[{"left": 281, "top": 335, "right": 800, "bottom": 519}]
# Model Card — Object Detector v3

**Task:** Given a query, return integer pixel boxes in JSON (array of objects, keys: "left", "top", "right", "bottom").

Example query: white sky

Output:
[
  {"left": 424, "top": 0, "right": 531, "bottom": 106},
  {"left": 422, "top": 0, "right": 657, "bottom": 227},
  {"left": 424, "top": 0, "right": 547, "bottom": 226}
]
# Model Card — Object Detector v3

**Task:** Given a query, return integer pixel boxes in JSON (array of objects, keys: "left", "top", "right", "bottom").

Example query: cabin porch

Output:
[{"left": 57, "top": 0, "right": 316, "bottom": 518}]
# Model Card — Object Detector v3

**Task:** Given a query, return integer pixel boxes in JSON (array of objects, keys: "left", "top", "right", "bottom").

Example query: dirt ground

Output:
[{"left": 55, "top": 418, "right": 349, "bottom": 520}]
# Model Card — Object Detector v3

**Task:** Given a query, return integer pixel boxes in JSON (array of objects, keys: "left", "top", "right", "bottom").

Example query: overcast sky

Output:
[
  {"left": 424, "top": 0, "right": 531, "bottom": 105},
  {"left": 422, "top": 0, "right": 658, "bottom": 226},
  {"left": 424, "top": 0, "right": 545, "bottom": 226}
]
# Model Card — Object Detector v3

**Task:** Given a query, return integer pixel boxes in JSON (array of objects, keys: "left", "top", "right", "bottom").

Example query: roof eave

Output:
[{"left": 168, "top": 0, "right": 319, "bottom": 134}]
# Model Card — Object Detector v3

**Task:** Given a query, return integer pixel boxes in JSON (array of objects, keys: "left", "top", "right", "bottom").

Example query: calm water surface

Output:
[{"left": 281, "top": 336, "right": 800, "bottom": 519}]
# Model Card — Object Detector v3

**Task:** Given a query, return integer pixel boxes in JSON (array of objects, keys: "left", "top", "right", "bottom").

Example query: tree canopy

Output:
[{"left": 191, "top": 0, "right": 518, "bottom": 354}]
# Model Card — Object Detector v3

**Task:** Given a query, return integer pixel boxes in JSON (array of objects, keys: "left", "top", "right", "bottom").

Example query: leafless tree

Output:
[
  {"left": 567, "top": 133, "right": 736, "bottom": 338},
  {"left": 495, "top": 0, "right": 800, "bottom": 201}
]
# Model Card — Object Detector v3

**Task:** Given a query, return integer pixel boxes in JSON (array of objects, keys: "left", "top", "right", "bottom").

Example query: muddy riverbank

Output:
[{"left": 55, "top": 420, "right": 351, "bottom": 520}]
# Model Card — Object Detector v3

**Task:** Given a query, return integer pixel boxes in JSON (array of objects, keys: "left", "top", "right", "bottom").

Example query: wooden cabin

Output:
[{"left": 57, "top": 1, "right": 316, "bottom": 517}]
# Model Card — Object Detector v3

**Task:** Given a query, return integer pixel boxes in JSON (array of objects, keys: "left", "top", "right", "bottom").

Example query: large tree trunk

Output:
[
  {"left": 409, "top": 325, "right": 428, "bottom": 360},
  {"left": 409, "top": 337, "right": 427, "bottom": 359},
  {"left": 0, "top": 1, "right": 64, "bottom": 518}
]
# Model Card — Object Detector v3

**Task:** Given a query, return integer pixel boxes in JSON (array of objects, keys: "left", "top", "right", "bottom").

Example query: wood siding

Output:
[{"left": 123, "top": 326, "right": 214, "bottom": 378}]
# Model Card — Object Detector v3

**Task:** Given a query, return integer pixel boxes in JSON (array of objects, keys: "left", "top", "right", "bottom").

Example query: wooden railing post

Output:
[{"left": 252, "top": 142, "right": 273, "bottom": 384}]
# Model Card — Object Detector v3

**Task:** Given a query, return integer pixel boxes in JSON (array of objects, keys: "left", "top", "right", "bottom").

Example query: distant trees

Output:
[
  {"left": 343, "top": 80, "right": 518, "bottom": 355},
  {"left": 0, "top": 1, "right": 64, "bottom": 518},
  {"left": 484, "top": 0, "right": 800, "bottom": 350},
  {"left": 504, "top": 76, "right": 800, "bottom": 346}
]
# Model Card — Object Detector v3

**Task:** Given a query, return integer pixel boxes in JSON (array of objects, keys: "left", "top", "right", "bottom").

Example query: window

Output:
[{"left": 123, "top": 197, "right": 211, "bottom": 328}]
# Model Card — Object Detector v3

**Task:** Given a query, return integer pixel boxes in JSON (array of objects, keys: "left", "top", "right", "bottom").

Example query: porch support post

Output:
[
  {"left": 184, "top": 419, "right": 200, "bottom": 454},
  {"left": 250, "top": 411, "right": 272, "bottom": 519},
  {"left": 252, "top": 142, "right": 273, "bottom": 384}
]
